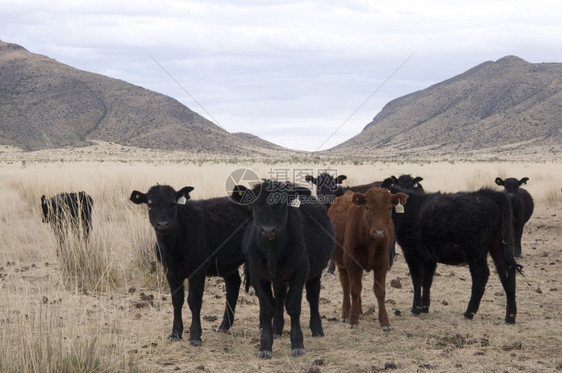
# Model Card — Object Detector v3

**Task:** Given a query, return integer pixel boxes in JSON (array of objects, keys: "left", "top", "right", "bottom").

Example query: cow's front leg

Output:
[
  {"left": 187, "top": 273, "right": 206, "bottom": 346},
  {"left": 167, "top": 276, "right": 185, "bottom": 341}
]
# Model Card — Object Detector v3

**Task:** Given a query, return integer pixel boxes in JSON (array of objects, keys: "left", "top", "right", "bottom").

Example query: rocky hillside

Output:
[
  {"left": 329, "top": 56, "right": 562, "bottom": 159},
  {"left": 0, "top": 40, "right": 272, "bottom": 155}
]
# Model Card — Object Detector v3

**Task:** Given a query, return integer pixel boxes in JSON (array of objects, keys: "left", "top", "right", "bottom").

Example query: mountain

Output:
[
  {"left": 0, "top": 40, "right": 278, "bottom": 154},
  {"left": 328, "top": 56, "right": 562, "bottom": 159}
]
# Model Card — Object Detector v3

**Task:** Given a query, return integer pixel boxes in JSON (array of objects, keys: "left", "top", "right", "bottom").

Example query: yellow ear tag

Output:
[
  {"left": 239, "top": 191, "right": 244, "bottom": 197},
  {"left": 177, "top": 196, "right": 187, "bottom": 205},
  {"left": 395, "top": 202, "right": 404, "bottom": 213},
  {"left": 290, "top": 198, "right": 301, "bottom": 208},
  {"left": 135, "top": 194, "right": 140, "bottom": 200}
]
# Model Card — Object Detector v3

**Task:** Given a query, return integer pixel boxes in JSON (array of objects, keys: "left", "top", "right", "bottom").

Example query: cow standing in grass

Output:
[
  {"left": 389, "top": 185, "right": 522, "bottom": 323},
  {"left": 130, "top": 185, "right": 251, "bottom": 345},
  {"left": 41, "top": 191, "right": 93, "bottom": 251},
  {"left": 495, "top": 177, "right": 534, "bottom": 258},
  {"left": 328, "top": 187, "right": 408, "bottom": 330},
  {"left": 234, "top": 180, "right": 333, "bottom": 359},
  {"left": 306, "top": 172, "right": 420, "bottom": 273}
]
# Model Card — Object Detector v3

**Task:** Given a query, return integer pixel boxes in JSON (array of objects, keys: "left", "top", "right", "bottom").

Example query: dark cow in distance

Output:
[
  {"left": 41, "top": 191, "right": 93, "bottom": 250},
  {"left": 130, "top": 185, "right": 251, "bottom": 345},
  {"left": 329, "top": 187, "right": 408, "bottom": 330},
  {"left": 495, "top": 177, "right": 534, "bottom": 258},
  {"left": 234, "top": 180, "right": 334, "bottom": 359},
  {"left": 390, "top": 185, "right": 522, "bottom": 323},
  {"left": 385, "top": 174, "right": 425, "bottom": 192}
]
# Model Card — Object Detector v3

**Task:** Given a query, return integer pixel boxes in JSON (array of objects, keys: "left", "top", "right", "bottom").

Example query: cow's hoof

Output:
[
  {"left": 217, "top": 327, "right": 228, "bottom": 333},
  {"left": 381, "top": 326, "right": 392, "bottom": 332},
  {"left": 292, "top": 348, "right": 306, "bottom": 357},
  {"left": 311, "top": 330, "right": 325, "bottom": 337},
  {"left": 505, "top": 314, "right": 516, "bottom": 324},
  {"left": 168, "top": 332, "right": 182, "bottom": 341},
  {"left": 408, "top": 312, "right": 420, "bottom": 317},
  {"left": 347, "top": 323, "right": 358, "bottom": 329},
  {"left": 463, "top": 312, "right": 475, "bottom": 320},
  {"left": 340, "top": 318, "right": 349, "bottom": 323},
  {"left": 257, "top": 350, "right": 272, "bottom": 359},
  {"left": 189, "top": 339, "right": 202, "bottom": 347}
]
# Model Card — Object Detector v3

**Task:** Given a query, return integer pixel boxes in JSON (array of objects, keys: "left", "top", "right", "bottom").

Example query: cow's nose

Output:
[
  {"left": 371, "top": 229, "right": 385, "bottom": 238},
  {"left": 260, "top": 226, "right": 277, "bottom": 240},
  {"left": 156, "top": 221, "right": 171, "bottom": 234}
]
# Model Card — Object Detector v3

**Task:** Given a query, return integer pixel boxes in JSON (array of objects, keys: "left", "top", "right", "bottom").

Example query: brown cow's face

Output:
[{"left": 352, "top": 188, "right": 408, "bottom": 238}]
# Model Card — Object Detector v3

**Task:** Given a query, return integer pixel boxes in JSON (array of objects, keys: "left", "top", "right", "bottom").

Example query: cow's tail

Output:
[{"left": 488, "top": 189, "right": 523, "bottom": 274}]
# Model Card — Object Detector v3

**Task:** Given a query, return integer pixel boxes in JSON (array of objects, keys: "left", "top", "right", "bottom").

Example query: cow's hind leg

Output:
[
  {"left": 464, "top": 257, "right": 490, "bottom": 320},
  {"left": 273, "top": 282, "right": 287, "bottom": 338},
  {"left": 406, "top": 260, "right": 424, "bottom": 316},
  {"left": 421, "top": 261, "right": 437, "bottom": 313},
  {"left": 337, "top": 265, "right": 351, "bottom": 323},
  {"left": 306, "top": 275, "right": 324, "bottom": 337},
  {"left": 490, "top": 247, "right": 518, "bottom": 323},
  {"left": 218, "top": 271, "right": 241, "bottom": 333}
]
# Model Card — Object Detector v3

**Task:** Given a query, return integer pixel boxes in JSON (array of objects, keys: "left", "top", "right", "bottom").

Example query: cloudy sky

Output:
[{"left": 1, "top": 1, "right": 561, "bottom": 151}]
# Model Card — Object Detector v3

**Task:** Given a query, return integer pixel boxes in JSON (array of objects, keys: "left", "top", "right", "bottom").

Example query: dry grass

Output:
[{"left": 1, "top": 159, "right": 561, "bottom": 372}]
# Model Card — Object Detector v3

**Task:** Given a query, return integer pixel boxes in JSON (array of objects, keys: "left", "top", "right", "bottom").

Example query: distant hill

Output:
[
  {"left": 328, "top": 56, "right": 562, "bottom": 159},
  {"left": 231, "top": 132, "right": 286, "bottom": 150},
  {"left": 0, "top": 40, "right": 280, "bottom": 154}
]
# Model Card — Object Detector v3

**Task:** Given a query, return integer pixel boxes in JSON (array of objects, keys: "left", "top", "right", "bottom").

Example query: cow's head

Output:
[
  {"left": 234, "top": 180, "right": 311, "bottom": 241},
  {"left": 495, "top": 177, "right": 529, "bottom": 194},
  {"left": 130, "top": 185, "right": 194, "bottom": 236},
  {"left": 305, "top": 173, "right": 347, "bottom": 205},
  {"left": 352, "top": 187, "right": 408, "bottom": 238},
  {"left": 387, "top": 174, "right": 424, "bottom": 191}
]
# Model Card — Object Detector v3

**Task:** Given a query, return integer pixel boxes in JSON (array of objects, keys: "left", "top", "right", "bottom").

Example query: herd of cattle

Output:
[{"left": 40, "top": 173, "right": 534, "bottom": 359}]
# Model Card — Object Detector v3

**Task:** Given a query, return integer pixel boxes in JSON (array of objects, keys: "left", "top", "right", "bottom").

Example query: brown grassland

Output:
[{"left": 1, "top": 150, "right": 561, "bottom": 372}]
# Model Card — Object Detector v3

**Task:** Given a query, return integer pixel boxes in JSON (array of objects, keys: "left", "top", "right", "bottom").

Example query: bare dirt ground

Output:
[{"left": 1, "top": 158, "right": 561, "bottom": 372}]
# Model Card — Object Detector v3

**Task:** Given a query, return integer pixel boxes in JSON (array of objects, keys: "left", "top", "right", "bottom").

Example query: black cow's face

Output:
[
  {"left": 306, "top": 173, "right": 346, "bottom": 204},
  {"left": 130, "top": 185, "right": 194, "bottom": 236},
  {"left": 392, "top": 175, "right": 424, "bottom": 191},
  {"left": 495, "top": 177, "right": 529, "bottom": 194},
  {"left": 248, "top": 180, "right": 310, "bottom": 241}
]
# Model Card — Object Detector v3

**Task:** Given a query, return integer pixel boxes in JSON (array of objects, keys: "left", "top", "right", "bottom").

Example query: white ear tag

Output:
[
  {"left": 290, "top": 198, "right": 301, "bottom": 208},
  {"left": 177, "top": 196, "right": 187, "bottom": 205},
  {"left": 395, "top": 202, "right": 404, "bottom": 213}
]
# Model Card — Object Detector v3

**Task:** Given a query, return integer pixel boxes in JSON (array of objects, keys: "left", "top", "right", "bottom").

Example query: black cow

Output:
[
  {"left": 130, "top": 185, "right": 251, "bottom": 345},
  {"left": 41, "top": 191, "right": 93, "bottom": 250},
  {"left": 389, "top": 185, "right": 522, "bottom": 324},
  {"left": 385, "top": 174, "right": 425, "bottom": 192},
  {"left": 495, "top": 177, "right": 534, "bottom": 258},
  {"left": 233, "top": 180, "right": 334, "bottom": 359}
]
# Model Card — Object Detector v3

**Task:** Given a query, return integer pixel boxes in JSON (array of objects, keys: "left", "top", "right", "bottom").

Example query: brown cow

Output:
[{"left": 328, "top": 187, "right": 408, "bottom": 330}]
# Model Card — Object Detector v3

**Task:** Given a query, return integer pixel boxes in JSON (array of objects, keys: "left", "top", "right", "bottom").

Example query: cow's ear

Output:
[
  {"left": 130, "top": 191, "right": 148, "bottom": 205},
  {"left": 177, "top": 186, "right": 194, "bottom": 202},
  {"left": 336, "top": 175, "right": 347, "bottom": 184},
  {"left": 495, "top": 177, "right": 505, "bottom": 186},
  {"left": 391, "top": 192, "right": 409, "bottom": 206},
  {"left": 352, "top": 193, "right": 365, "bottom": 205},
  {"left": 305, "top": 175, "right": 316, "bottom": 184},
  {"left": 520, "top": 177, "right": 529, "bottom": 185},
  {"left": 381, "top": 177, "right": 395, "bottom": 189},
  {"left": 413, "top": 177, "right": 423, "bottom": 188},
  {"left": 41, "top": 195, "right": 47, "bottom": 205}
]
